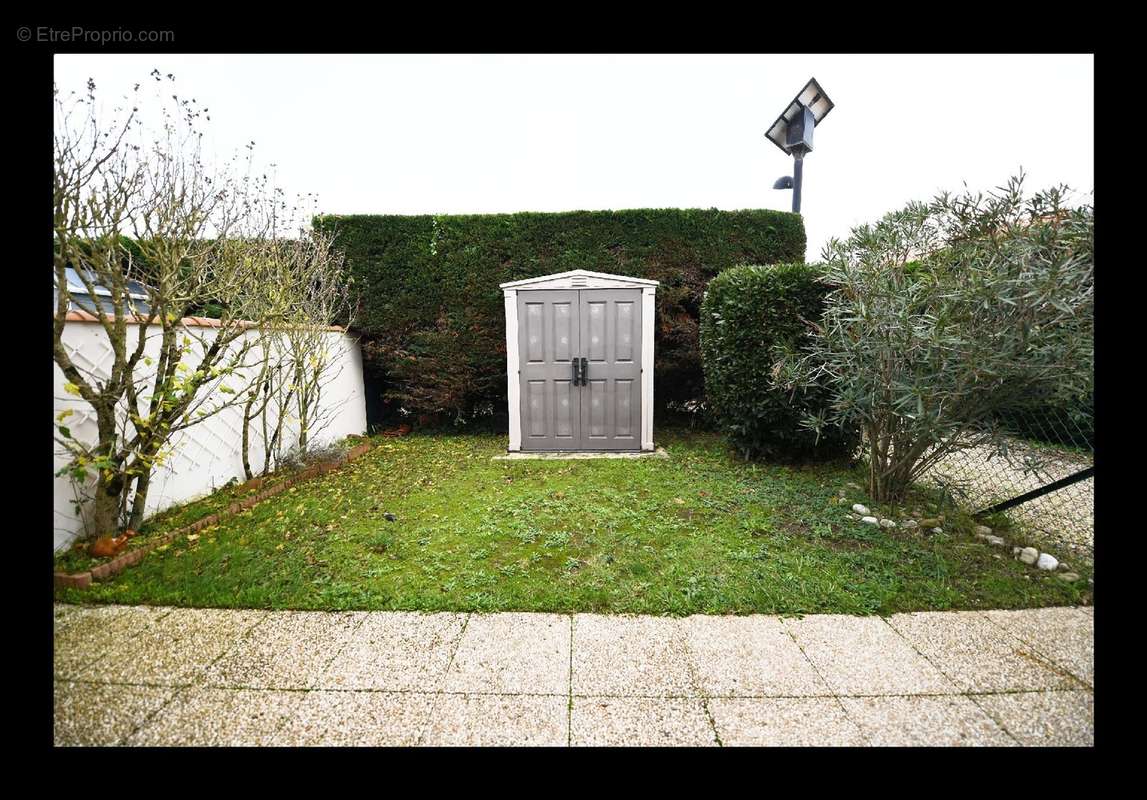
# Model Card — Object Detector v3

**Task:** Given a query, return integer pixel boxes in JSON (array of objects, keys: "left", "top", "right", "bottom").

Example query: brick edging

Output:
[{"left": 54, "top": 440, "right": 373, "bottom": 591}]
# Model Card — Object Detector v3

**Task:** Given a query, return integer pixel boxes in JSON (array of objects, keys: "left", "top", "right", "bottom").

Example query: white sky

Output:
[{"left": 54, "top": 53, "right": 1093, "bottom": 259}]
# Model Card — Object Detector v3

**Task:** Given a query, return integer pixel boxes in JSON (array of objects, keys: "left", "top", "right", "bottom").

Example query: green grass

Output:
[
  {"left": 52, "top": 468, "right": 298, "bottom": 575},
  {"left": 55, "top": 431, "right": 1089, "bottom": 615}
]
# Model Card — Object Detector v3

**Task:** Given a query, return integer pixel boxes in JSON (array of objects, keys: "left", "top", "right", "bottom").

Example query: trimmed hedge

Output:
[
  {"left": 314, "top": 209, "right": 805, "bottom": 425},
  {"left": 700, "top": 263, "right": 858, "bottom": 461}
]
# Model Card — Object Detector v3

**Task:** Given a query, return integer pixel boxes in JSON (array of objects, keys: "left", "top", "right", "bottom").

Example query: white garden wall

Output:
[{"left": 53, "top": 315, "right": 367, "bottom": 552}]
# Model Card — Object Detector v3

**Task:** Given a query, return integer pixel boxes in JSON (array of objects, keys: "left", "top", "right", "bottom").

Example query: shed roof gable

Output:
[{"left": 500, "top": 269, "right": 659, "bottom": 291}]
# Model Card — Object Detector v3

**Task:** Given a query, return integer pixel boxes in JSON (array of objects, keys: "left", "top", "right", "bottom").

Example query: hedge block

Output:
[
  {"left": 315, "top": 208, "right": 805, "bottom": 423},
  {"left": 700, "top": 263, "right": 858, "bottom": 461}
]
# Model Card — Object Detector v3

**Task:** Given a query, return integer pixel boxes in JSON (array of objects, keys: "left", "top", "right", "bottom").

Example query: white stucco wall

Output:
[{"left": 53, "top": 317, "right": 367, "bottom": 552}]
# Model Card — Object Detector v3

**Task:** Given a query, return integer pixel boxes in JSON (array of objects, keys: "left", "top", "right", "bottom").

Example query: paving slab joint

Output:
[
  {"left": 779, "top": 617, "right": 870, "bottom": 744},
  {"left": 416, "top": 612, "right": 472, "bottom": 746},
  {"left": 880, "top": 615, "right": 1025, "bottom": 746},
  {"left": 976, "top": 610, "right": 1093, "bottom": 691}
]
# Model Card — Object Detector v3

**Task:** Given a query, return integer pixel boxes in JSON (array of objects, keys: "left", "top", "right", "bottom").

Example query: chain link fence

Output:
[{"left": 922, "top": 402, "right": 1094, "bottom": 562}]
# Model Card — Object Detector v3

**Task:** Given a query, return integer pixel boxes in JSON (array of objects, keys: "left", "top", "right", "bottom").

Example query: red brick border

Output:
[
  {"left": 54, "top": 440, "right": 372, "bottom": 590},
  {"left": 53, "top": 571, "right": 92, "bottom": 590},
  {"left": 61, "top": 309, "right": 346, "bottom": 332}
]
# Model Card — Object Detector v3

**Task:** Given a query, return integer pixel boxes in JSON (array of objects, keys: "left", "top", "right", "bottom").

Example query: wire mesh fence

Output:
[{"left": 921, "top": 403, "right": 1094, "bottom": 562}]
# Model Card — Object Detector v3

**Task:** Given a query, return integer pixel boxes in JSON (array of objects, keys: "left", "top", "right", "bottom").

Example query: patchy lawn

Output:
[
  {"left": 55, "top": 432, "right": 1090, "bottom": 615},
  {"left": 51, "top": 443, "right": 354, "bottom": 576}
]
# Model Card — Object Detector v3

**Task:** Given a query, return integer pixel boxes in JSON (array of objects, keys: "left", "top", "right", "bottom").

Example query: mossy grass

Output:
[{"left": 56, "top": 431, "right": 1088, "bottom": 615}]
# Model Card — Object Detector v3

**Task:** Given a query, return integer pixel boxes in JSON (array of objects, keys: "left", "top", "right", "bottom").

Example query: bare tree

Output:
[
  {"left": 284, "top": 231, "right": 355, "bottom": 454},
  {"left": 239, "top": 224, "right": 355, "bottom": 478},
  {"left": 54, "top": 72, "right": 290, "bottom": 536}
]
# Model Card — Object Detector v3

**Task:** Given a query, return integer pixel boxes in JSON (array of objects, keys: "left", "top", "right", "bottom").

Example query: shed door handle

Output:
[
  {"left": 572, "top": 359, "right": 580, "bottom": 386},
  {"left": 579, "top": 357, "right": 588, "bottom": 386}
]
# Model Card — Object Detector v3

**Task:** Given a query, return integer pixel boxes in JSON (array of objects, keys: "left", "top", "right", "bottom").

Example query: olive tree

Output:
[{"left": 775, "top": 174, "right": 1093, "bottom": 502}]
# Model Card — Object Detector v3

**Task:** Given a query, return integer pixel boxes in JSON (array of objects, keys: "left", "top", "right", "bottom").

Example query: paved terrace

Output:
[{"left": 54, "top": 604, "right": 1093, "bottom": 746}]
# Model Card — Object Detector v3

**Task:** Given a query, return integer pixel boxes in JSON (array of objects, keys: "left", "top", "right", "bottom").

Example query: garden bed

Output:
[
  {"left": 54, "top": 438, "right": 371, "bottom": 588},
  {"left": 54, "top": 432, "right": 1090, "bottom": 615}
]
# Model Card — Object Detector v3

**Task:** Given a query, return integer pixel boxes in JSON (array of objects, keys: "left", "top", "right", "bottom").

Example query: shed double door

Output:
[{"left": 517, "top": 289, "right": 642, "bottom": 450}]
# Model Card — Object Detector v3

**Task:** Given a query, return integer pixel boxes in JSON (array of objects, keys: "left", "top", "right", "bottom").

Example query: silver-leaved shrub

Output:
[{"left": 775, "top": 174, "right": 1093, "bottom": 502}]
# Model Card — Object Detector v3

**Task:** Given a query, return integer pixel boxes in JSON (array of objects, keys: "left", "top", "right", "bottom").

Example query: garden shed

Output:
[{"left": 501, "top": 270, "right": 658, "bottom": 452}]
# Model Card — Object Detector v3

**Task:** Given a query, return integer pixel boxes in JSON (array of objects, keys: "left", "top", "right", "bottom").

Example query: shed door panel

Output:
[
  {"left": 579, "top": 289, "right": 642, "bottom": 450},
  {"left": 518, "top": 291, "right": 581, "bottom": 449}
]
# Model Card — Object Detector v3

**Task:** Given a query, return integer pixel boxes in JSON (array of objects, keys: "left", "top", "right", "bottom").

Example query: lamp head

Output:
[{"left": 765, "top": 77, "right": 834, "bottom": 155}]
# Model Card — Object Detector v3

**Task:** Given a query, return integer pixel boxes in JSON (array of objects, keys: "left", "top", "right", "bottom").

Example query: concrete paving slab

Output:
[
  {"left": 983, "top": 607, "right": 1093, "bottom": 687},
  {"left": 839, "top": 695, "right": 1017, "bottom": 747},
  {"left": 206, "top": 611, "right": 365, "bottom": 690},
  {"left": 887, "top": 611, "right": 1076, "bottom": 693},
  {"left": 54, "top": 605, "right": 172, "bottom": 680},
  {"left": 76, "top": 608, "right": 266, "bottom": 686},
  {"left": 54, "top": 603, "right": 174, "bottom": 632},
  {"left": 420, "top": 694, "right": 569, "bottom": 746},
  {"left": 683, "top": 615, "right": 830, "bottom": 698},
  {"left": 53, "top": 605, "right": 1096, "bottom": 747},
  {"left": 708, "top": 698, "right": 866, "bottom": 746},
  {"left": 269, "top": 690, "right": 437, "bottom": 746},
  {"left": 974, "top": 690, "right": 1093, "bottom": 746},
  {"left": 784, "top": 615, "right": 958, "bottom": 696},
  {"left": 443, "top": 613, "right": 569, "bottom": 695},
  {"left": 126, "top": 687, "right": 307, "bottom": 746},
  {"left": 318, "top": 611, "right": 467, "bottom": 691},
  {"left": 570, "top": 697, "right": 716, "bottom": 746},
  {"left": 54, "top": 680, "right": 178, "bottom": 746},
  {"left": 571, "top": 614, "right": 695, "bottom": 697}
]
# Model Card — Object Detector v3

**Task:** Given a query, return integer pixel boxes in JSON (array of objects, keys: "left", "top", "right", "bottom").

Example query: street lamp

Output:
[{"left": 765, "top": 77, "right": 834, "bottom": 214}]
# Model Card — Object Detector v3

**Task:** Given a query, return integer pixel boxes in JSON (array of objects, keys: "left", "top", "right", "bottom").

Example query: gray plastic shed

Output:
[{"left": 501, "top": 270, "right": 658, "bottom": 452}]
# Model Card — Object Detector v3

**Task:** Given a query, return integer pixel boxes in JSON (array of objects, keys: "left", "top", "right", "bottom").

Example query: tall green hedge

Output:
[
  {"left": 700, "top": 263, "right": 858, "bottom": 461},
  {"left": 315, "top": 209, "right": 804, "bottom": 425}
]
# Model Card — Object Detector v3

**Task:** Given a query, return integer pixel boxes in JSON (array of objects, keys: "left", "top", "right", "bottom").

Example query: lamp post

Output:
[{"left": 765, "top": 77, "right": 834, "bottom": 214}]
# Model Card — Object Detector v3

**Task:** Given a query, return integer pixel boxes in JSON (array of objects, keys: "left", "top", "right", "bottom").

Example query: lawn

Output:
[{"left": 55, "top": 431, "right": 1089, "bottom": 615}]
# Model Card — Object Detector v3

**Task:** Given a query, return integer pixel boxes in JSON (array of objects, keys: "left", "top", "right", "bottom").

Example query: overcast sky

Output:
[{"left": 54, "top": 54, "right": 1093, "bottom": 258}]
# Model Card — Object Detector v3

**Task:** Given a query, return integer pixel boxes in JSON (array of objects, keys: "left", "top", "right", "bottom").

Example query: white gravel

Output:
[{"left": 922, "top": 437, "right": 1092, "bottom": 557}]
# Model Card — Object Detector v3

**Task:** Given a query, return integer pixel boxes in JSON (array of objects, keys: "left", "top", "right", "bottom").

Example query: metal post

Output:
[
  {"left": 791, "top": 153, "right": 804, "bottom": 214},
  {"left": 978, "top": 466, "right": 1095, "bottom": 516}
]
